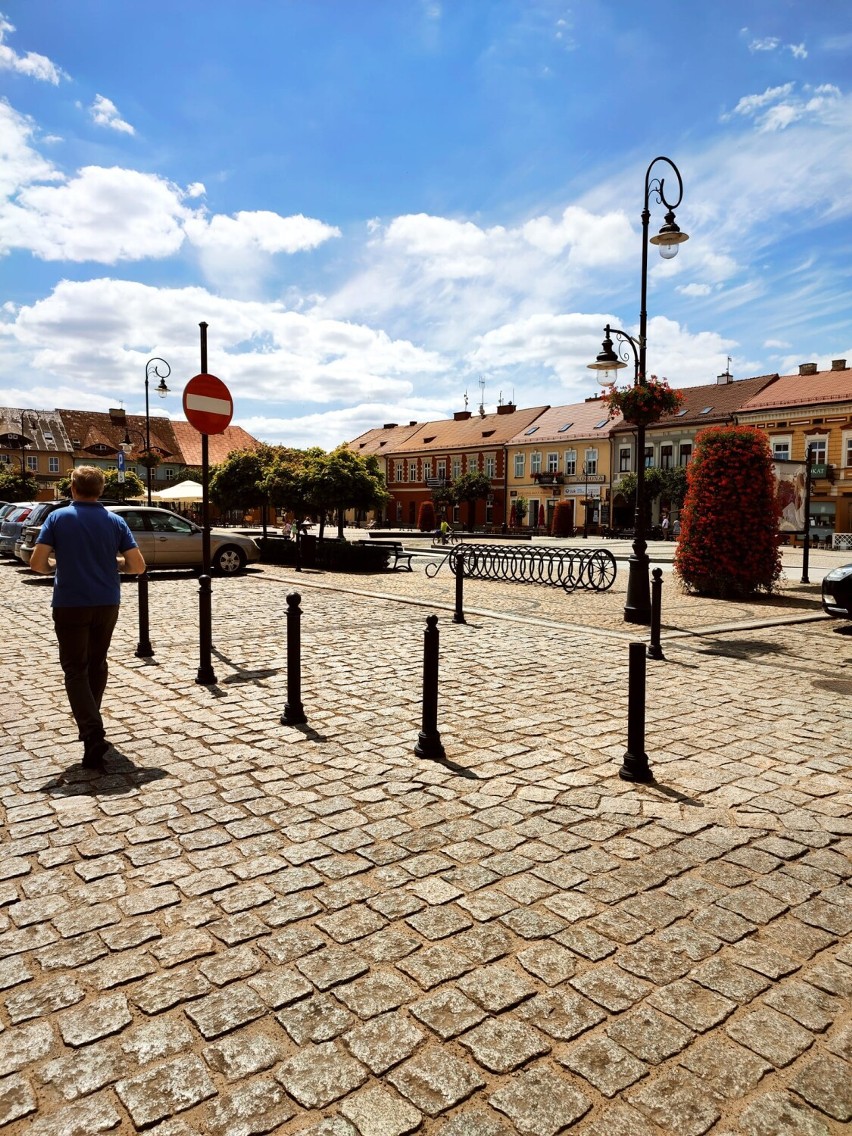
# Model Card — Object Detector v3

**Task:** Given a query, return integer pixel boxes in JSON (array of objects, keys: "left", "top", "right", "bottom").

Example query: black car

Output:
[
  {"left": 822, "top": 564, "right": 852, "bottom": 619},
  {"left": 16, "top": 500, "right": 70, "bottom": 564}
]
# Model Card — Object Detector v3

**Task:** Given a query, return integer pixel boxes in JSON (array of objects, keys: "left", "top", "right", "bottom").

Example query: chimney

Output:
[
  {"left": 382, "top": 423, "right": 398, "bottom": 429},
  {"left": 408, "top": 420, "right": 417, "bottom": 426},
  {"left": 831, "top": 359, "right": 847, "bottom": 371},
  {"left": 496, "top": 403, "right": 516, "bottom": 415},
  {"left": 716, "top": 369, "right": 733, "bottom": 385},
  {"left": 799, "top": 363, "right": 818, "bottom": 376},
  {"left": 109, "top": 408, "right": 127, "bottom": 421},
  {"left": 454, "top": 410, "right": 472, "bottom": 421}
]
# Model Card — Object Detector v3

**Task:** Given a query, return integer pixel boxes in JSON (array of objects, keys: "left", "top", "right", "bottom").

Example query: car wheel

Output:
[{"left": 213, "top": 545, "right": 247, "bottom": 575}]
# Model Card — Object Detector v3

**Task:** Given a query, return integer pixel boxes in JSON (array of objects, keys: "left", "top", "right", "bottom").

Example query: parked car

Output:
[
  {"left": 16, "top": 500, "right": 70, "bottom": 564},
  {"left": 0, "top": 504, "right": 36, "bottom": 557},
  {"left": 822, "top": 563, "right": 852, "bottom": 620},
  {"left": 105, "top": 506, "right": 260, "bottom": 574}
]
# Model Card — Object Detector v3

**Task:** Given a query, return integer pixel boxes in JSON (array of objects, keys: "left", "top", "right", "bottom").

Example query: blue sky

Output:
[{"left": 1, "top": 1, "right": 850, "bottom": 448}]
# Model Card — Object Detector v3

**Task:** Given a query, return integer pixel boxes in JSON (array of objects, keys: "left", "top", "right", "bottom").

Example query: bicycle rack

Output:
[{"left": 426, "top": 544, "right": 617, "bottom": 592}]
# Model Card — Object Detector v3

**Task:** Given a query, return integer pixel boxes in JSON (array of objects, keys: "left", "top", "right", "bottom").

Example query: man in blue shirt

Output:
[{"left": 31, "top": 466, "right": 146, "bottom": 772}]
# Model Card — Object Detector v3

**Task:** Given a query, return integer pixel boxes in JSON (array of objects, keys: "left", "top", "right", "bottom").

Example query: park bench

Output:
[{"left": 356, "top": 540, "right": 413, "bottom": 571}]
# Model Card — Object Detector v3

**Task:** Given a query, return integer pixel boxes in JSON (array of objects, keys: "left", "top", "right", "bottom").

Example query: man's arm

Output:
[
  {"left": 30, "top": 543, "right": 54, "bottom": 574},
  {"left": 122, "top": 547, "right": 146, "bottom": 575}
]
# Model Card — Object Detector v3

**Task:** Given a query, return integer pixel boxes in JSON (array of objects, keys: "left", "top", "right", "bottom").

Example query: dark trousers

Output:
[{"left": 52, "top": 605, "right": 120, "bottom": 743}]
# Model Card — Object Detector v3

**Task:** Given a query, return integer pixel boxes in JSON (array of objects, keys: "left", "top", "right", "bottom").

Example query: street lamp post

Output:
[
  {"left": 588, "top": 156, "right": 688, "bottom": 624},
  {"left": 144, "top": 358, "right": 170, "bottom": 506}
]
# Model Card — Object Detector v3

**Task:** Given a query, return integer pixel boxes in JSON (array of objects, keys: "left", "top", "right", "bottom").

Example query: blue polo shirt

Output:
[{"left": 37, "top": 503, "right": 138, "bottom": 608}]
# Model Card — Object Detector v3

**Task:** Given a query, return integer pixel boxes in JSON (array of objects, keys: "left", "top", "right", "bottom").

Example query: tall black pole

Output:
[
  {"left": 199, "top": 323, "right": 211, "bottom": 576},
  {"left": 414, "top": 615, "right": 445, "bottom": 760},
  {"left": 196, "top": 575, "right": 216, "bottom": 685},
  {"left": 281, "top": 591, "right": 307, "bottom": 725},
  {"left": 453, "top": 550, "right": 466, "bottom": 624},
  {"left": 620, "top": 642, "right": 652, "bottom": 782},
  {"left": 144, "top": 369, "right": 152, "bottom": 506},
  {"left": 801, "top": 447, "right": 814, "bottom": 584},
  {"left": 135, "top": 571, "right": 153, "bottom": 658}
]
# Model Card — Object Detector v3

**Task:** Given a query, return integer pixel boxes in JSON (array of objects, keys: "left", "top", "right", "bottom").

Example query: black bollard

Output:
[
  {"left": 281, "top": 591, "right": 307, "bottom": 725},
  {"left": 453, "top": 550, "right": 466, "bottom": 624},
  {"left": 647, "top": 568, "right": 665, "bottom": 660},
  {"left": 135, "top": 571, "right": 154, "bottom": 658},
  {"left": 414, "top": 615, "right": 446, "bottom": 760},
  {"left": 620, "top": 641, "right": 653, "bottom": 783},
  {"left": 196, "top": 574, "right": 217, "bottom": 685}
]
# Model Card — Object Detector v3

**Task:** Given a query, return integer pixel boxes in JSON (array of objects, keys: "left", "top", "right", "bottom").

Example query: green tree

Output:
[
  {"left": 0, "top": 466, "right": 39, "bottom": 501},
  {"left": 616, "top": 465, "right": 687, "bottom": 531},
  {"left": 55, "top": 469, "right": 145, "bottom": 502},
  {"left": 262, "top": 447, "right": 317, "bottom": 523},
  {"left": 302, "top": 447, "right": 389, "bottom": 540},
  {"left": 513, "top": 496, "right": 529, "bottom": 526},
  {"left": 452, "top": 471, "right": 492, "bottom": 529},
  {"left": 209, "top": 445, "right": 277, "bottom": 535},
  {"left": 674, "top": 426, "right": 781, "bottom": 598}
]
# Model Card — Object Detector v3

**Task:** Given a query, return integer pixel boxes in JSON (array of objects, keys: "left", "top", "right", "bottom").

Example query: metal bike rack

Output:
[{"left": 426, "top": 544, "right": 617, "bottom": 592}]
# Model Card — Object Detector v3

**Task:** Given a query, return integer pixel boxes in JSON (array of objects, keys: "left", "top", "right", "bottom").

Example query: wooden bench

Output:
[{"left": 355, "top": 540, "right": 413, "bottom": 571}]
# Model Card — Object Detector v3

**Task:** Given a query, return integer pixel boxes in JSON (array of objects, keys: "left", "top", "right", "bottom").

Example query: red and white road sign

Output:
[{"left": 182, "top": 373, "right": 233, "bottom": 435}]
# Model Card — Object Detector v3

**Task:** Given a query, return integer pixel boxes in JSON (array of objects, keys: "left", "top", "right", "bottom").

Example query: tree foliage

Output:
[
  {"left": 451, "top": 470, "right": 492, "bottom": 528},
  {"left": 55, "top": 469, "right": 146, "bottom": 502},
  {"left": 674, "top": 426, "right": 782, "bottom": 598},
  {"left": 0, "top": 466, "right": 39, "bottom": 501},
  {"left": 618, "top": 466, "right": 688, "bottom": 510},
  {"left": 417, "top": 500, "right": 436, "bottom": 532}
]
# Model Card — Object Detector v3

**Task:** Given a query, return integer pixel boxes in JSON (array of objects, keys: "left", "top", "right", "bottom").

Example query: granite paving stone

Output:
[{"left": 2, "top": 551, "right": 850, "bottom": 1133}]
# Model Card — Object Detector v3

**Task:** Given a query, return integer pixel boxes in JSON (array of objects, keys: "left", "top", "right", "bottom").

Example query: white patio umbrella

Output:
[{"left": 149, "top": 479, "right": 205, "bottom": 502}]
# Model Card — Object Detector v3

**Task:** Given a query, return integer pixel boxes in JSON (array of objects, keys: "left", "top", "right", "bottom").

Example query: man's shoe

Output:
[{"left": 82, "top": 737, "right": 109, "bottom": 773}]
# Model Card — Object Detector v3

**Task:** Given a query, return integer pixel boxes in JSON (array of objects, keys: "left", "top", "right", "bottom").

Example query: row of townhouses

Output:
[
  {"left": 0, "top": 407, "right": 259, "bottom": 498},
  {"left": 349, "top": 359, "right": 852, "bottom": 540}
]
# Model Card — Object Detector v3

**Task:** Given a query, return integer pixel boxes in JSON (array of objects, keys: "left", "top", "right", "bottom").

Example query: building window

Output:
[
  {"left": 805, "top": 437, "right": 827, "bottom": 464},
  {"left": 660, "top": 444, "right": 673, "bottom": 470},
  {"left": 644, "top": 446, "right": 654, "bottom": 469},
  {"left": 547, "top": 452, "right": 559, "bottom": 473},
  {"left": 530, "top": 452, "right": 542, "bottom": 475},
  {"left": 564, "top": 449, "right": 577, "bottom": 476},
  {"left": 49, "top": 457, "right": 59, "bottom": 473},
  {"left": 424, "top": 460, "right": 432, "bottom": 479},
  {"left": 484, "top": 455, "right": 496, "bottom": 478},
  {"left": 26, "top": 455, "right": 38, "bottom": 471},
  {"left": 165, "top": 468, "right": 175, "bottom": 480},
  {"left": 619, "top": 447, "right": 632, "bottom": 473},
  {"left": 0, "top": 454, "right": 9, "bottom": 465},
  {"left": 395, "top": 460, "right": 404, "bottom": 482},
  {"left": 408, "top": 461, "right": 417, "bottom": 482},
  {"left": 584, "top": 449, "right": 598, "bottom": 476},
  {"left": 514, "top": 453, "right": 525, "bottom": 478},
  {"left": 437, "top": 459, "right": 446, "bottom": 480},
  {"left": 844, "top": 435, "right": 852, "bottom": 468},
  {"left": 467, "top": 455, "right": 478, "bottom": 473},
  {"left": 771, "top": 437, "right": 791, "bottom": 461},
  {"left": 679, "top": 443, "right": 692, "bottom": 465},
  {"left": 452, "top": 458, "right": 461, "bottom": 479}
]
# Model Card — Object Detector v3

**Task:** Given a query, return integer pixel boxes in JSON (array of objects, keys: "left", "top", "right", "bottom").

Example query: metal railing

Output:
[{"left": 431, "top": 543, "right": 617, "bottom": 592}]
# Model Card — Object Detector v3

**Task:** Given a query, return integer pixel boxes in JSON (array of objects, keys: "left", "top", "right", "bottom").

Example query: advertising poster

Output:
[{"left": 773, "top": 459, "right": 807, "bottom": 533}]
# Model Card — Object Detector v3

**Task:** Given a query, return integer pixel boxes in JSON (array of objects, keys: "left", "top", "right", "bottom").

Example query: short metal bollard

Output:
[
  {"left": 648, "top": 568, "right": 665, "bottom": 660},
  {"left": 135, "top": 571, "right": 153, "bottom": 658},
  {"left": 196, "top": 574, "right": 217, "bottom": 685},
  {"left": 281, "top": 591, "right": 307, "bottom": 725},
  {"left": 414, "top": 614, "right": 446, "bottom": 760},
  {"left": 453, "top": 550, "right": 466, "bottom": 624},
  {"left": 620, "top": 641, "right": 653, "bottom": 783}
]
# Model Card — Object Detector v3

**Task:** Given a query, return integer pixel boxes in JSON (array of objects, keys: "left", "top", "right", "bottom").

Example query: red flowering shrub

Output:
[
  {"left": 417, "top": 500, "right": 436, "bottom": 532},
  {"left": 551, "top": 500, "right": 574, "bottom": 537},
  {"left": 674, "top": 426, "right": 781, "bottom": 598}
]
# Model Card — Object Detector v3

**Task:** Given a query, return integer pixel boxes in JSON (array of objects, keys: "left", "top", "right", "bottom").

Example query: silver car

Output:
[{"left": 105, "top": 506, "right": 260, "bottom": 574}]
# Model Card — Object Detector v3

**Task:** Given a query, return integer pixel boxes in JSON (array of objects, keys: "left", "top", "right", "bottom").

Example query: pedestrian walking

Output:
[{"left": 30, "top": 466, "right": 146, "bottom": 772}]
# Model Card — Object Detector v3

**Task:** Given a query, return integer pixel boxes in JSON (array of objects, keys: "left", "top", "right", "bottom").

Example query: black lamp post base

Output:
[
  {"left": 624, "top": 549, "right": 652, "bottom": 624},
  {"left": 619, "top": 751, "right": 653, "bottom": 782},
  {"left": 415, "top": 731, "right": 446, "bottom": 761}
]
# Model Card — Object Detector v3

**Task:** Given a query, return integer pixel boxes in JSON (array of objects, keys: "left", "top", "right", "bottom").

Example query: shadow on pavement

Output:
[
  {"left": 640, "top": 780, "right": 704, "bottom": 807},
  {"left": 37, "top": 751, "right": 169, "bottom": 797}
]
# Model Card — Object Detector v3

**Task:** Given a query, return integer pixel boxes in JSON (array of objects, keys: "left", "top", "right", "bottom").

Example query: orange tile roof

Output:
[
  {"left": 384, "top": 406, "right": 549, "bottom": 456},
  {"left": 506, "top": 399, "right": 619, "bottom": 443},
  {"left": 170, "top": 420, "right": 262, "bottom": 466},
  {"left": 349, "top": 422, "right": 422, "bottom": 455},
  {"left": 58, "top": 409, "right": 181, "bottom": 459},
  {"left": 737, "top": 366, "right": 852, "bottom": 412},
  {"left": 610, "top": 374, "right": 779, "bottom": 434}
]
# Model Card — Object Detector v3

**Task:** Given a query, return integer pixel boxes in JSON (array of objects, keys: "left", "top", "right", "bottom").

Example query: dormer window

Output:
[
  {"left": 524, "top": 426, "right": 539, "bottom": 436},
  {"left": 558, "top": 422, "right": 574, "bottom": 432}
]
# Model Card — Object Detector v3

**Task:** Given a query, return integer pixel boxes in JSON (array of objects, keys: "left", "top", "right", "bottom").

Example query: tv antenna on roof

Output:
[
  {"left": 463, "top": 390, "right": 468, "bottom": 410},
  {"left": 478, "top": 377, "right": 486, "bottom": 418}
]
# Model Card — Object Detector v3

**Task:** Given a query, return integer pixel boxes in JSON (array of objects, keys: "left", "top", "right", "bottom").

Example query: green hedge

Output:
[{"left": 258, "top": 537, "right": 391, "bottom": 573}]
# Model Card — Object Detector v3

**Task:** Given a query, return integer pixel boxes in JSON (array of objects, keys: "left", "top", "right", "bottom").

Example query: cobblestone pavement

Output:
[{"left": 1, "top": 552, "right": 850, "bottom": 1135}]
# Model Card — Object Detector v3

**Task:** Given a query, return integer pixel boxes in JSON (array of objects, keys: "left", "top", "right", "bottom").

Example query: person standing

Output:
[{"left": 30, "top": 466, "right": 146, "bottom": 772}]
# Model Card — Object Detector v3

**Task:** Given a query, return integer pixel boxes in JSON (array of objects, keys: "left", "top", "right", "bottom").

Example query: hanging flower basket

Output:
[
  {"left": 136, "top": 450, "right": 162, "bottom": 470},
  {"left": 602, "top": 375, "right": 684, "bottom": 426}
]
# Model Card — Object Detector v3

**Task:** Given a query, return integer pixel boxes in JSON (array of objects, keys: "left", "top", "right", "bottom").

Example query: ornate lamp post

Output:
[
  {"left": 588, "top": 156, "right": 688, "bottom": 624},
  {"left": 143, "top": 358, "right": 170, "bottom": 506}
]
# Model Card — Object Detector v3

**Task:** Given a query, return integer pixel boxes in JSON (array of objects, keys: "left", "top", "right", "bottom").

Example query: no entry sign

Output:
[{"left": 183, "top": 373, "right": 233, "bottom": 435}]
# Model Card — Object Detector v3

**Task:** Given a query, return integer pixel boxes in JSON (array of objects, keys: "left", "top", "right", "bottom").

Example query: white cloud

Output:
[
  {"left": 744, "top": 32, "right": 807, "bottom": 59},
  {"left": 678, "top": 283, "right": 713, "bottom": 297},
  {"left": 89, "top": 94, "right": 135, "bottom": 135},
  {"left": 0, "top": 166, "right": 191, "bottom": 261},
  {"left": 0, "top": 14, "right": 65, "bottom": 83},
  {"left": 724, "top": 82, "right": 840, "bottom": 133},
  {"left": 0, "top": 278, "right": 451, "bottom": 421},
  {"left": 0, "top": 100, "right": 61, "bottom": 200},
  {"left": 748, "top": 36, "right": 779, "bottom": 52}
]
